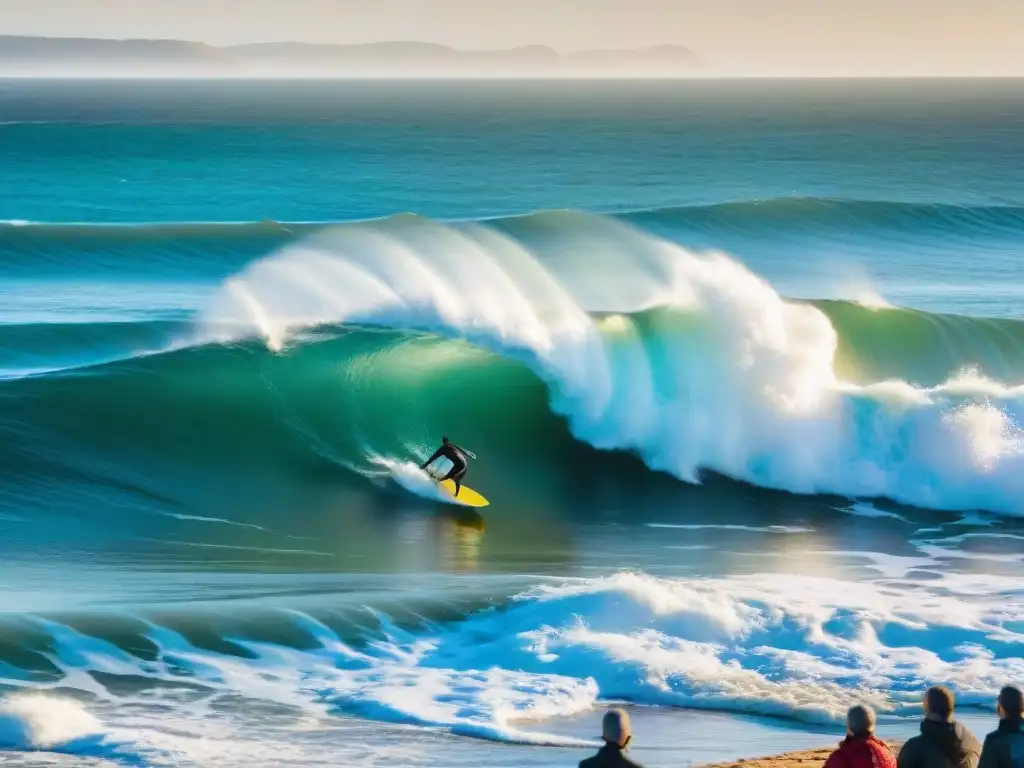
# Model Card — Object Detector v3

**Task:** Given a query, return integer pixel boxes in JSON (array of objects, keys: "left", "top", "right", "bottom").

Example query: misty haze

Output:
[{"left": 0, "top": 36, "right": 701, "bottom": 78}]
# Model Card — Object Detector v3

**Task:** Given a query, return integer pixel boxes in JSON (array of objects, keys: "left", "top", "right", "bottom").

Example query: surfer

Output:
[{"left": 421, "top": 436, "right": 474, "bottom": 497}]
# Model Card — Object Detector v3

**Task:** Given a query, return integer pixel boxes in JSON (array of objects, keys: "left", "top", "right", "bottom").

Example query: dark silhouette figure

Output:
[
  {"left": 899, "top": 686, "right": 983, "bottom": 768},
  {"left": 421, "top": 436, "right": 474, "bottom": 497},
  {"left": 579, "top": 709, "right": 645, "bottom": 768},
  {"left": 979, "top": 686, "right": 1024, "bottom": 768}
]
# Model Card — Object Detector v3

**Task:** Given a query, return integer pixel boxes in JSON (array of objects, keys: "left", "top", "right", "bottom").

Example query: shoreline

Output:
[{"left": 701, "top": 742, "right": 902, "bottom": 768}]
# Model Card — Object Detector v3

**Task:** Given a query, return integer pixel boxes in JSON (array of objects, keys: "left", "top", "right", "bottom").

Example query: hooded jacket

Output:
[
  {"left": 979, "top": 719, "right": 1024, "bottom": 768},
  {"left": 825, "top": 735, "right": 898, "bottom": 768},
  {"left": 898, "top": 719, "right": 983, "bottom": 768}
]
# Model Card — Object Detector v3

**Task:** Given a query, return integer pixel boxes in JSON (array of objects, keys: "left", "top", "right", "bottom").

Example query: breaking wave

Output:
[{"left": 2, "top": 211, "right": 1024, "bottom": 517}]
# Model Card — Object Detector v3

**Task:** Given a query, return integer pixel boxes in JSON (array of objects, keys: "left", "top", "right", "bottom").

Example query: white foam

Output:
[
  {"left": 158, "top": 512, "right": 270, "bottom": 531},
  {"left": 0, "top": 694, "right": 103, "bottom": 750},
  {"left": 4, "top": 570, "right": 1020, "bottom": 754},
  {"left": 926, "top": 531, "right": 1024, "bottom": 545},
  {"left": 0, "top": 693, "right": 141, "bottom": 762},
  {"left": 834, "top": 503, "right": 907, "bottom": 521},
  {"left": 199, "top": 213, "right": 1024, "bottom": 516},
  {"left": 913, "top": 543, "right": 1024, "bottom": 565},
  {"left": 647, "top": 523, "right": 812, "bottom": 533},
  {"left": 952, "top": 513, "right": 999, "bottom": 527},
  {"left": 371, "top": 456, "right": 473, "bottom": 506},
  {"left": 813, "top": 550, "right": 937, "bottom": 579},
  {"left": 854, "top": 291, "right": 893, "bottom": 310}
]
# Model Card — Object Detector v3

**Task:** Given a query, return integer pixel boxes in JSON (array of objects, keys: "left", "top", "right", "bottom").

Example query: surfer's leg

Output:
[{"left": 451, "top": 466, "right": 467, "bottom": 496}]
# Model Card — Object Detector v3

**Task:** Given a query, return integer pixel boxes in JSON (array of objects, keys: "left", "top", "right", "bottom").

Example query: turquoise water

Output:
[{"left": 0, "top": 79, "right": 1022, "bottom": 767}]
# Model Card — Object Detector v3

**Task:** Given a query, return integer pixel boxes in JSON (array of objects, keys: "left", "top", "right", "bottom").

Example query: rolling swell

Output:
[
  {"left": 0, "top": 318, "right": 187, "bottom": 379},
  {"left": 4, "top": 196, "right": 1024, "bottom": 276},
  {"left": 626, "top": 197, "right": 1024, "bottom": 238},
  {"left": 0, "top": 219, "right": 297, "bottom": 277},
  {"left": 817, "top": 300, "right": 1024, "bottom": 384}
]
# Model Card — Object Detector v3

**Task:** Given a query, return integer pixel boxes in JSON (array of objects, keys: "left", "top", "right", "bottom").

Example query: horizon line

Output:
[{"left": 3, "top": 74, "right": 1024, "bottom": 80}]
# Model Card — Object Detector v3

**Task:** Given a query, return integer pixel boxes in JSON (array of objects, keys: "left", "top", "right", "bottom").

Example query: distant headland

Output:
[{"left": 0, "top": 35, "right": 702, "bottom": 77}]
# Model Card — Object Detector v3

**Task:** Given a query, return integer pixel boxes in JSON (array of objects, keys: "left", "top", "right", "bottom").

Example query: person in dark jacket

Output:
[
  {"left": 579, "top": 708, "right": 645, "bottom": 768},
  {"left": 898, "top": 686, "right": 983, "bottom": 768},
  {"left": 825, "top": 704, "right": 897, "bottom": 768},
  {"left": 979, "top": 686, "right": 1024, "bottom": 768}
]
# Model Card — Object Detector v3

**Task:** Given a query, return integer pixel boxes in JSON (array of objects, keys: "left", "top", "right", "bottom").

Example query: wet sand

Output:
[{"left": 702, "top": 742, "right": 901, "bottom": 768}]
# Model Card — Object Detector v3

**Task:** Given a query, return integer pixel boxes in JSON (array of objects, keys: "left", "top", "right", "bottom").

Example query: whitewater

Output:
[{"left": 0, "top": 565, "right": 1020, "bottom": 765}]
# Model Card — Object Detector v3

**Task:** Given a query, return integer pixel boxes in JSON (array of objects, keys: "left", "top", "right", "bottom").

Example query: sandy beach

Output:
[{"left": 702, "top": 742, "right": 902, "bottom": 768}]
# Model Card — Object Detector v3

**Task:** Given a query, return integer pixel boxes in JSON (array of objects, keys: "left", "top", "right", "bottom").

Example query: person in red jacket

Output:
[{"left": 825, "top": 704, "right": 897, "bottom": 768}]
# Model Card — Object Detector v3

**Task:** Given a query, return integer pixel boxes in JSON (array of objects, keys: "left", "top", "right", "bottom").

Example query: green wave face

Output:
[
  {"left": 3, "top": 298, "right": 1024, "bottom": 525},
  {"left": 0, "top": 328, "right": 602, "bottom": 523},
  {"left": 816, "top": 300, "right": 1024, "bottom": 385}
]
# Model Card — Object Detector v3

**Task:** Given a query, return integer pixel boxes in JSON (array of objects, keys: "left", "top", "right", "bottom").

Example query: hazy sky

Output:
[{"left": 3, "top": 0, "right": 1023, "bottom": 75}]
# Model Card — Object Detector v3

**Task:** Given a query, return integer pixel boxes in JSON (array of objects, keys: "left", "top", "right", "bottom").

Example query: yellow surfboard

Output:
[{"left": 437, "top": 479, "right": 489, "bottom": 508}]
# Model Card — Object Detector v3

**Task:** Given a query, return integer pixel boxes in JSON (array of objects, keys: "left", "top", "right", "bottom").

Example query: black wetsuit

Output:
[{"left": 422, "top": 443, "right": 469, "bottom": 495}]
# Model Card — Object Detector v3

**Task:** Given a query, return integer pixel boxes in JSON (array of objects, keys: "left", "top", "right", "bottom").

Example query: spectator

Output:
[
  {"left": 824, "top": 704, "right": 897, "bottom": 768},
  {"left": 579, "top": 708, "right": 645, "bottom": 768},
  {"left": 978, "top": 686, "right": 1024, "bottom": 768},
  {"left": 899, "top": 686, "right": 982, "bottom": 768}
]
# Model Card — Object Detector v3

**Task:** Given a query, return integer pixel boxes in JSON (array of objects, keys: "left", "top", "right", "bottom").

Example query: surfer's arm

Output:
[
  {"left": 420, "top": 448, "right": 444, "bottom": 469},
  {"left": 452, "top": 443, "right": 476, "bottom": 460}
]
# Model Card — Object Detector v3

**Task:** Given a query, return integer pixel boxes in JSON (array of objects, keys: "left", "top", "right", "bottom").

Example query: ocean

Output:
[{"left": 0, "top": 78, "right": 1022, "bottom": 767}]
